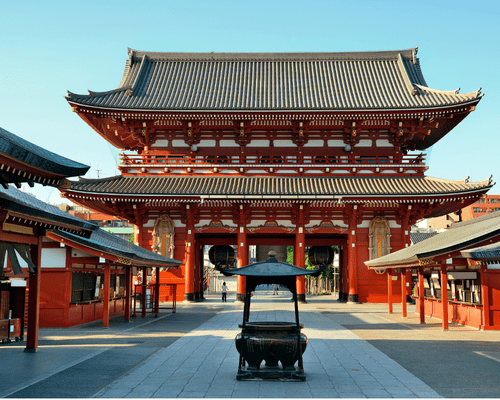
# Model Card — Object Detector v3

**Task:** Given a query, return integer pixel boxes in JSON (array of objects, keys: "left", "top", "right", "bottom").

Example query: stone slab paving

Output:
[{"left": 94, "top": 299, "right": 441, "bottom": 398}]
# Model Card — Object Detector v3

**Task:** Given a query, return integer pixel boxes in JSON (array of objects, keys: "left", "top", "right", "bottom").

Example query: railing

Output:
[
  {"left": 119, "top": 153, "right": 426, "bottom": 175},
  {"left": 132, "top": 284, "right": 176, "bottom": 316}
]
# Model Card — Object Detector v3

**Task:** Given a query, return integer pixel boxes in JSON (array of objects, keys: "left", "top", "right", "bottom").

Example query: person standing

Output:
[{"left": 222, "top": 282, "right": 227, "bottom": 302}]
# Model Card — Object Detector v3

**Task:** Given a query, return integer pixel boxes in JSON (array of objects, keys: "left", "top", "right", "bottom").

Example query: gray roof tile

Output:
[
  {"left": 66, "top": 48, "right": 482, "bottom": 111},
  {"left": 67, "top": 175, "right": 492, "bottom": 198}
]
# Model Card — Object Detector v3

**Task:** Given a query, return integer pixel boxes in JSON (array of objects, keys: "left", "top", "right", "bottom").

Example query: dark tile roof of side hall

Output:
[
  {"left": 0, "top": 127, "right": 90, "bottom": 188},
  {"left": 66, "top": 47, "right": 482, "bottom": 112},
  {"left": 366, "top": 211, "right": 500, "bottom": 268}
]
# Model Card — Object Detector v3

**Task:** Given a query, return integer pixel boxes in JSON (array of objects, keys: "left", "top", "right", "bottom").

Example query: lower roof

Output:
[{"left": 66, "top": 175, "right": 493, "bottom": 198}]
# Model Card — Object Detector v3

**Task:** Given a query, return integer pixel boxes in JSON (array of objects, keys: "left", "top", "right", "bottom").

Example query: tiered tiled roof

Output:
[{"left": 66, "top": 48, "right": 482, "bottom": 112}]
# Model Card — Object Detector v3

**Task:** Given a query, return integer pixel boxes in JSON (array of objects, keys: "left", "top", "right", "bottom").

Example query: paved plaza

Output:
[{"left": 1, "top": 290, "right": 500, "bottom": 398}]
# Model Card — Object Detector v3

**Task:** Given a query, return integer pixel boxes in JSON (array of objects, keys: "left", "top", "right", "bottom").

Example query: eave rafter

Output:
[{"left": 69, "top": 102, "right": 480, "bottom": 153}]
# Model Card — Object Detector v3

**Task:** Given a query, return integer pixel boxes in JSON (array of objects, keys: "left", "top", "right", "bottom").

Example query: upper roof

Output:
[
  {"left": 0, "top": 127, "right": 90, "bottom": 188},
  {"left": 365, "top": 211, "right": 500, "bottom": 268},
  {"left": 66, "top": 47, "right": 482, "bottom": 112},
  {"left": 410, "top": 231, "right": 438, "bottom": 244},
  {"left": 66, "top": 174, "right": 493, "bottom": 198}
]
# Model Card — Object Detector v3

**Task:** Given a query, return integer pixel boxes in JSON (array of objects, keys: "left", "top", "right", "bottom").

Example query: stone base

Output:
[
  {"left": 237, "top": 366, "right": 306, "bottom": 381},
  {"left": 297, "top": 294, "right": 306, "bottom": 303},
  {"left": 184, "top": 293, "right": 196, "bottom": 302},
  {"left": 24, "top": 347, "right": 38, "bottom": 353},
  {"left": 236, "top": 293, "right": 246, "bottom": 302},
  {"left": 348, "top": 294, "right": 359, "bottom": 303}
]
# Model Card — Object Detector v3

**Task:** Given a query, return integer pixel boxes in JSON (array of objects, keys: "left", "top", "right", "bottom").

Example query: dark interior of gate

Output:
[{"left": 197, "top": 233, "right": 349, "bottom": 301}]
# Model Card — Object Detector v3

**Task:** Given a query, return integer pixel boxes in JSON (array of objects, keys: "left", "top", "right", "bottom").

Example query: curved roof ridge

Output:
[
  {"left": 424, "top": 175, "right": 493, "bottom": 186},
  {"left": 66, "top": 86, "right": 131, "bottom": 100},
  {"left": 126, "top": 47, "right": 419, "bottom": 62},
  {"left": 415, "top": 84, "right": 483, "bottom": 98}
]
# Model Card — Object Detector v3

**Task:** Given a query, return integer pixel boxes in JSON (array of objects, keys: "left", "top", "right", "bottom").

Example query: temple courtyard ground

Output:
[{"left": 1, "top": 289, "right": 500, "bottom": 398}]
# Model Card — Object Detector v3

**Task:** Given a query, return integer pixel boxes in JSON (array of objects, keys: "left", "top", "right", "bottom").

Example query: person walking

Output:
[{"left": 221, "top": 282, "right": 227, "bottom": 302}]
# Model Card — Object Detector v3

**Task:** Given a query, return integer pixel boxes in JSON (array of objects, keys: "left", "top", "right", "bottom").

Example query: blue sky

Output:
[{"left": 1, "top": 0, "right": 499, "bottom": 203}]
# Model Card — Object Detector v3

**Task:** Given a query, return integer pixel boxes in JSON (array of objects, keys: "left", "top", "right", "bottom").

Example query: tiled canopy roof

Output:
[
  {"left": 460, "top": 237, "right": 500, "bottom": 261},
  {"left": 67, "top": 175, "right": 493, "bottom": 198},
  {"left": 365, "top": 211, "right": 500, "bottom": 268},
  {"left": 0, "top": 127, "right": 90, "bottom": 188},
  {"left": 66, "top": 47, "right": 482, "bottom": 111},
  {"left": 0, "top": 185, "right": 97, "bottom": 233},
  {"left": 49, "top": 229, "right": 181, "bottom": 268}
]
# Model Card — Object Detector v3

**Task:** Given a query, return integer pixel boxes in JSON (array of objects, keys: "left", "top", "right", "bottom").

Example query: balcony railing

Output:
[{"left": 118, "top": 153, "right": 426, "bottom": 175}]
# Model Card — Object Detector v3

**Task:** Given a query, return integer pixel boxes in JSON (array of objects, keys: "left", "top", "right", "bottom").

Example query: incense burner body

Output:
[{"left": 236, "top": 322, "right": 307, "bottom": 370}]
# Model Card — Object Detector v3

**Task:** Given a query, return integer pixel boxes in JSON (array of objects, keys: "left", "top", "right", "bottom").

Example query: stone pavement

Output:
[
  {"left": 3, "top": 290, "right": 500, "bottom": 398},
  {"left": 95, "top": 293, "right": 440, "bottom": 398}
]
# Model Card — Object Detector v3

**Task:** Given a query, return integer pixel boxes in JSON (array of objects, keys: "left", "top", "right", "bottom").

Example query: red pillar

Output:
[
  {"left": 295, "top": 205, "right": 306, "bottom": 302},
  {"left": 142, "top": 267, "right": 148, "bottom": 316},
  {"left": 155, "top": 266, "right": 160, "bottom": 316},
  {"left": 341, "top": 244, "right": 348, "bottom": 301},
  {"left": 387, "top": 269, "right": 393, "bottom": 314},
  {"left": 347, "top": 207, "right": 358, "bottom": 303},
  {"left": 401, "top": 269, "right": 407, "bottom": 318},
  {"left": 236, "top": 205, "right": 248, "bottom": 302},
  {"left": 25, "top": 236, "right": 42, "bottom": 353},
  {"left": 481, "top": 270, "right": 491, "bottom": 328},
  {"left": 441, "top": 264, "right": 448, "bottom": 330},
  {"left": 184, "top": 205, "right": 195, "bottom": 301},
  {"left": 125, "top": 265, "right": 131, "bottom": 322},
  {"left": 103, "top": 262, "right": 110, "bottom": 328},
  {"left": 419, "top": 266, "right": 425, "bottom": 324}
]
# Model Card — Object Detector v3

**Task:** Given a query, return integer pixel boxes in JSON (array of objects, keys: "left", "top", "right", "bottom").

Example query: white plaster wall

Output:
[
  {"left": 41, "top": 248, "right": 66, "bottom": 268},
  {"left": 376, "top": 139, "right": 393, "bottom": 147},
  {"left": 327, "top": 139, "right": 344, "bottom": 147},
  {"left": 172, "top": 140, "right": 189, "bottom": 147},
  {"left": 274, "top": 140, "right": 296, "bottom": 147},
  {"left": 247, "top": 140, "right": 270, "bottom": 147},
  {"left": 152, "top": 140, "right": 169, "bottom": 147},
  {"left": 198, "top": 139, "right": 216, "bottom": 147},
  {"left": 304, "top": 140, "right": 324, "bottom": 147},
  {"left": 219, "top": 140, "right": 239, "bottom": 147}
]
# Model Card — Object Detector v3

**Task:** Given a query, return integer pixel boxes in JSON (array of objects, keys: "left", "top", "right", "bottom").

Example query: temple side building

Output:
[{"left": 61, "top": 47, "right": 493, "bottom": 303}]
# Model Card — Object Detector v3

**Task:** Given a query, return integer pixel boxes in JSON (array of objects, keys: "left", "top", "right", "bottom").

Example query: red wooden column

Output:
[
  {"left": 184, "top": 205, "right": 195, "bottom": 302},
  {"left": 419, "top": 266, "right": 425, "bottom": 324},
  {"left": 401, "top": 210, "right": 412, "bottom": 303},
  {"left": 481, "top": 269, "right": 491, "bottom": 328},
  {"left": 441, "top": 263, "right": 448, "bottom": 330},
  {"left": 25, "top": 236, "right": 42, "bottom": 353},
  {"left": 294, "top": 205, "right": 306, "bottom": 303},
  {"left": 341, "top": 244, "right": 348, "bottom": 301},
  {"left": 236, "top": 205, "right": 248, "bottom": 303},
  {"left": 347, "top": 206, "right": 358, "bottom": 303},
  {"left": 125, "top": 265, "right": 132, "bottom": 322},
  {"left": 387, "top": 269, "right": 393, "bottom": 314},
  {"left": 154, "top": 266, "right": 160, "bottom": 316},
  {"left": 401, "top": 269, "right": 407, "bottom": 317},
  {"left": 103, "top": 262, "right": 110, "bottom": 328},
  {"left": 142, "top": 267, "right": 148, "bottom": 316}
]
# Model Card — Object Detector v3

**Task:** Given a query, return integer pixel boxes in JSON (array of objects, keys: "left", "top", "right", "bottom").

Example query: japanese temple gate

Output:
[{"left": 61, "top": 47, "right": 492, "bottom": 303}]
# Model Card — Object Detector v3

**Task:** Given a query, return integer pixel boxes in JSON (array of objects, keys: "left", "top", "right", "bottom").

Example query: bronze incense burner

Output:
[{"left": 212, "top": 247, "right": 331, "bottom": 381}]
